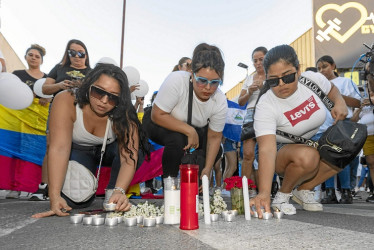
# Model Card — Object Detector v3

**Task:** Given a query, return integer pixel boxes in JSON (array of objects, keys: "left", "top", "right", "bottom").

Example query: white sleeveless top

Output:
[{"left": 72, "top": 105, "right": 116, "bottom": 146}]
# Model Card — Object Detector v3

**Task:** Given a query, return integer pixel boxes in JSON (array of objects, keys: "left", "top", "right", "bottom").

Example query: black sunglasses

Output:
[
  {"left": 90, "top": 85, "right": 119, "bottom": 106},
  {"left": 68, "top": 49, "right": 86, "bottom": 58},
  {"left": 265, "top": 72, "right": 297, "bottom": 87}
]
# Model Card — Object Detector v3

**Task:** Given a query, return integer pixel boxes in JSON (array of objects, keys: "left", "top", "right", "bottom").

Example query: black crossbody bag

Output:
[{"left": 276, "top": 76, "right": 367, "bottom": 169}]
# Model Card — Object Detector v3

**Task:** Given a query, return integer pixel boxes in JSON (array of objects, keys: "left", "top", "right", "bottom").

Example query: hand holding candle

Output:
[{"left": 202, "top": 175, "right": 211, "bottom": 224}]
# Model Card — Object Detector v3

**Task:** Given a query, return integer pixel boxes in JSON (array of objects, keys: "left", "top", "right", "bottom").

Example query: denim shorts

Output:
[
  {"left": 254, "top": 141, "right": 286, "bottom": 162},
  {"left": 223, "top": 138, "right": 237, "bottom": 153}
]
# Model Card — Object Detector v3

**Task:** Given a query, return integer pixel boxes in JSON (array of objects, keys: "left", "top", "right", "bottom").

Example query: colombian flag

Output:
[{"left": 0, "top": 98, "right": 48, "bottom": 192}]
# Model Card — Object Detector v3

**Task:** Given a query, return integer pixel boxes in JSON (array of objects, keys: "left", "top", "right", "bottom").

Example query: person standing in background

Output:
[
  {"left": 30, "top": 39, "right": 91, "bottom": 201},
  {"left": 4, "top": 44, "right": 49, "bottom": 199},
  {"left": 316, "top": 55, "right": 361, "bottom": 204},
  {"left": 238, "top": 47, "right": 267, "bottom": 183}
]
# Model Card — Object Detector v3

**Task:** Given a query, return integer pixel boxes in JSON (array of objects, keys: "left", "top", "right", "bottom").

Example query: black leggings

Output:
[{"left": 146, "top": 121, "right": 222, "bottom": 178}]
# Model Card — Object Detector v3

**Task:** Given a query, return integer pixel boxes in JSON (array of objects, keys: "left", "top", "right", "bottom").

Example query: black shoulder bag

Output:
[{"left": 276, "top": 76, "right": 367, "bottom": 169}]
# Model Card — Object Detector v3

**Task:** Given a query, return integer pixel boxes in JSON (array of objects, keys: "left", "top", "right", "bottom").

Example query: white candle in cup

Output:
[
  {"left": 224, "top": 212, "right": 236, "bottom": 222},
  {"left": 242, "top": 176, "right": 251, "bottom": 220},
  {"left": 143, "top": 217, "right": 156, "bottom": 227},
  {"left": 202, "top": 175, "right": 211, "bottom": 224}
]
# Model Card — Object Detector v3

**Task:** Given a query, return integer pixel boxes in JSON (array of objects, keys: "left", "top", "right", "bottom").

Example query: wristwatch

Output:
[{"left": 113, "top": 187, "right": 126, "bottom": 195}]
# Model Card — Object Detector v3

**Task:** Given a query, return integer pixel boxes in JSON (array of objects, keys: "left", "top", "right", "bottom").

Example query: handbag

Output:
[
  {"left": 62, "top": 119, "right": 110, "bottom": 203},
  {"left": 240, "top": 121, "right": 255, "bottom": 141},
  {"left": 276, "top": 76, "right": 367, "bottom": 169},
  {"left": 277, "top": 120, "right": 367, "bottom": 169}
]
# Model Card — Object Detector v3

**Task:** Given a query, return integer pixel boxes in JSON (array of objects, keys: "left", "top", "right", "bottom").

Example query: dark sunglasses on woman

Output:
[
  {"left": 68, "top": 49, "right": 86, "bottom": 58},
  {"left": 89, "top": 85, "right": 119, "bottom": 106},
  {"left": 265, "top": 72, "right": 297, "bottom": 87}
]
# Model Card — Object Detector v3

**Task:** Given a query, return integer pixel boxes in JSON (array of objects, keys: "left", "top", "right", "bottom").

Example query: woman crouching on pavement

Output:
[
  {"left": 33, "top": 64, "right": 149, "bottom": 218},
  {"left": 249, "top": 45, "right": 348, "bottom": 217}
]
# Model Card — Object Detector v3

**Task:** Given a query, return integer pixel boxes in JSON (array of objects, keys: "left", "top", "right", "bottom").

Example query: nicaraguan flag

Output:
[{"left": 222, "top": 100, "right": 246, "bottom": 142}]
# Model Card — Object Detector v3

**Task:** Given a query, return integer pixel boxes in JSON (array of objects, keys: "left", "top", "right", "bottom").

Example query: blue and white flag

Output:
[{"left": 222, "top": 100, "right": 247, "bottom": 142}]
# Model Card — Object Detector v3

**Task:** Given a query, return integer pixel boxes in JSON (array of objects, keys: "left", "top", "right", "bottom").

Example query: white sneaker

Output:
[
  {"left": 292, "top": 189, "right": 323, "bottom": 211},
  {"left": 6, "top": 190, "right": 20, "bottom": 199},
  {"left": 272, "top": 192, "right": 296, "bottom": 215}
]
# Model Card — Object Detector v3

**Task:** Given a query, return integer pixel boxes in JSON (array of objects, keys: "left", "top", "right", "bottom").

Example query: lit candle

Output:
[
  {"left": 202, "top": 175, "right": 211, "bottom": 224},
  {"left": 242, "top": 176, "right": 251, "bottom": 220}
]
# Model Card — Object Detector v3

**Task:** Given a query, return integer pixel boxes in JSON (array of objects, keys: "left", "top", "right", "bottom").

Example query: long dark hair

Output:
[
  {"left": 191, "top": 43, "right": 225, "bottom": 80},
  {"left": 76, "top": 64, "right": 149, "bottom": 164},
  {"left": 255, "top": 44, "right": 300, "bottom": 107},
  {"left": 60, "top": 39, "right": 90, "bottom": 68},
  {"left": 316, "top": 55, "right": 339, "bottom": 77}
]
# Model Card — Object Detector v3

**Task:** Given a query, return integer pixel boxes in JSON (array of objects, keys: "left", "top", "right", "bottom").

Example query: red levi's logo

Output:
[{"left": 284, "top": 96, "right": 320, "bottom": 126}]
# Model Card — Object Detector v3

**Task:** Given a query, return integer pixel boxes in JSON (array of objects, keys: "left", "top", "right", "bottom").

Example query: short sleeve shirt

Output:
[
  {"left": 154, "top": 71, "right": 228, "bottom": 132},
  {"left": 241, "top": 74, "right": 261, "bottom": 109},
  {"left": 254, "top": 71, "right": 332, "bottom": 143},
  {"left": 47, "top": 64, "right": 91, "bottom": 96}
]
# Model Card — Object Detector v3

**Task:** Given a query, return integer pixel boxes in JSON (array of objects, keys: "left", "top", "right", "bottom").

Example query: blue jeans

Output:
[
  {"left": 70, "top": 142, "right": 122, "bottom": 189},
  {"left": 62, "top": 142, "right": 121, "bottom": 209},
  {"left": 358, "top": 166, "right": 369, "bottom": 187},
  {"left": 323, "top": 152, "right": 359, "bottom": 190},
  {"left": 350, "top": 156, "right": 359, "bottom": 189}
]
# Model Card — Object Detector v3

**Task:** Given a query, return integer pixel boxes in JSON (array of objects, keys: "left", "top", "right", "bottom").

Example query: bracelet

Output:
[{"left": 113, "top": 187, "right": 126, "bottom": 195}]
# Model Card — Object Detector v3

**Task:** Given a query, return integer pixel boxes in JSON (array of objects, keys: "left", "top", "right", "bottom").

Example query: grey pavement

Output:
[{"left": 0, "top": 191, "right": 374, "bottom": 250}]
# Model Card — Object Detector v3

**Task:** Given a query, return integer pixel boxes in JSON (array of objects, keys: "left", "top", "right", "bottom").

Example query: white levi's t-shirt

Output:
[
  {"left": 254, "top": 71, "right": 332, "bottom": 143},
  {"left": 154, "top": 71, "right": 227, "bottom": 132}
]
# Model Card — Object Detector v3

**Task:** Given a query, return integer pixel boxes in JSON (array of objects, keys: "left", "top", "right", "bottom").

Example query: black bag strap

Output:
[
  {"left": 187, "top": 78, "right": 193, "bottom": 125},
  {"left": 275, "top": 130, "right": 319, "bottom": 148},
  {"left": 276, "top": 75, "right": 336, "bottom": 147},
  {"left": 298, "top": 75, "right": 335, "bottom": 111}
]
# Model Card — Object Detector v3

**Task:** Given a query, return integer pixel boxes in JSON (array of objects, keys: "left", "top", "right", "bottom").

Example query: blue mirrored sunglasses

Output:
[{"left": 193, "top": 73, "right": 222, "bottom": 87}]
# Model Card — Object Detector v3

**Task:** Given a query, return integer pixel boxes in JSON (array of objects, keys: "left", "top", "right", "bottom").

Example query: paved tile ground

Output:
[{"left": 0, "top": 191, "right": 373, "bottom": 250}]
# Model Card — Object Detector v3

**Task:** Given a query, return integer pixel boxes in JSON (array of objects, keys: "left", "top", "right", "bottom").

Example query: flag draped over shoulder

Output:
[
  {"left": 0, "top": 99, "right": 48, "bottom": 192},
  {"left": 222, "top": 100, "right": 247, "bottom": 142}
]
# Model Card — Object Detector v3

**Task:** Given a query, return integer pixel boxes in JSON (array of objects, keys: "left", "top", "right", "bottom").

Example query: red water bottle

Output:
[{"left": 179, "top": 163, "right": 199, "bottom": 230}]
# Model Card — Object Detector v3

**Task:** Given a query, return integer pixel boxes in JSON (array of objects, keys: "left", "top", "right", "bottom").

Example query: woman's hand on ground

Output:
[{"left": 31, "top": 196, "right": 71, "bottom": 218}]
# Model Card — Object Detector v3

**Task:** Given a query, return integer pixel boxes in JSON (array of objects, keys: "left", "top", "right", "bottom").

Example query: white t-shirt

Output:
[
  {"left": 317, "top": 76, "right": 362, "bottom": 133},
  {"left": 241, "top": 74, "right": 261, "bottom": 109},
  {"left": 359, "top": 105, "right": 374, "bottom": 136},
  {"left": 154, "top": 71, "right": 227, "bottom": 132},
  {"left": 254, "top": 71, "right": 332, "bottom": 143},
  {"left": 72, "top": 105, "right": 116, "bottom": 146}
]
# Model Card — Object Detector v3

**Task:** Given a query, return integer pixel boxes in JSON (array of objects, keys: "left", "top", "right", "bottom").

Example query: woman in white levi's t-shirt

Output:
[
  {"left": 249, "top": 45, "right": 348, "bottom": 217},
  {"left": 238, "top": 46, "right": 267, "bottom": 184}
]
